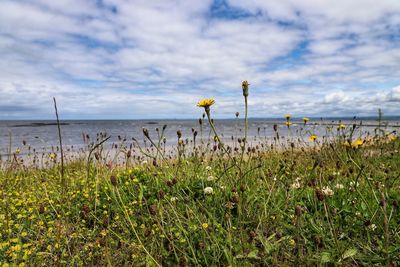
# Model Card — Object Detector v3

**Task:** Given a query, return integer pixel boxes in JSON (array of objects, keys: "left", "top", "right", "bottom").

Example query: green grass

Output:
[{"left": 1, "top": 135, "right": 399, "bottom": 266}]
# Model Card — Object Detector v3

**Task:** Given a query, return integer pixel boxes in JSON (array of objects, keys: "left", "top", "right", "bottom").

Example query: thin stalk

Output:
[{"left": 53, "top": 97, "right": 65, "bottom": 191}]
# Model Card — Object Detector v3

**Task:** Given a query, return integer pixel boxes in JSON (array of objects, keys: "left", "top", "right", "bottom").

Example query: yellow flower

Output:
[
  {"left": 303, "top": 117, "right": 309, "bottom": 123},
  {"left": 352, "top": 139, "right": 364, "bottom": 148},
  {"left": 309, "top": 135, "right": 317, "bottom": 141},
  {"left": 338, "top": 124, "right": 346, "bottom": 129},
  {"left": 285, "top": 121, "right": 292, "bottom": 126},
  {"left": 197, "top": 99, "right": 215, "bottom": 108},
  {"left": 201, "top": 223, "right": 208, "bottom": 229},
  {"left": 387, "top": 133, "right": 397, "bottom": 141},
  {"left": 285, "top": 114, "right": 291, "bottom": 120},
  {"left": 15, "top": 148, "right": 21, "bottom": 153},
  {"left": 289, "top": 239, "right": 296, "bottom": 247}
]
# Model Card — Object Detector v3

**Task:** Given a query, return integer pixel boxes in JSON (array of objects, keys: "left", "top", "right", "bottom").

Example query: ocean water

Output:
[{"left": 0, "top": 117, "right": 399, "bottom": 156}]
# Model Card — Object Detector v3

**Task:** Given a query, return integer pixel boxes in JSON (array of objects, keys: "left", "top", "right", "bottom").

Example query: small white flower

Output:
[
  {"left": 205, "top": 166, "right": 212, "bottom": 171},
  {"left": 335, "top": 183, "right": 344, "bottom": 189},
  {"left": 355, "top": 211, "right": 361, "bottom": 216},
  {"left": 368, "top": 224, "right": 377, "bottom": 231},
  {"left": 219, "top": 185, "right": 226, "bottom": 190},
  {"left": 207, "top": 175, "right": 214, "bottom": 181},
  {"left": 291, "top": 181, "right": 301, "bottom": 189},
  {"left": 141, "top": 160, "right": 148, "bottom": 165},
  {"left": 170, "top": 197, "right": 178, "bottom": 202},
  {"left": 322, "top": 186, "right": 334, "bottom": 196},
  {"left": 204, "top": 187, "right": 214, "bottom": 195}
]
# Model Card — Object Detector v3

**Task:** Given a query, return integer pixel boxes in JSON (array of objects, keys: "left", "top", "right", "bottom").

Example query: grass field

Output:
[{"left": 1, "top": 85, "right": 399, "bottom": 266}]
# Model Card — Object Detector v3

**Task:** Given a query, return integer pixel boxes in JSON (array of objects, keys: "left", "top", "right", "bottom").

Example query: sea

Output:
[{"left": 0, "top": 117, "right": 399, "bottom": 156}]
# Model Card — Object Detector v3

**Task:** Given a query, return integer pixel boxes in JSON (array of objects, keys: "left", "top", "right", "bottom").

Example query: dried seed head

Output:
[
  {"left": 315, "top": 188, "right": 325, "bottom": 201},
  {"left": 179, "top": 257, "right": 187, "bottom": 267},
  {"left": 142, "top": 128, "right": 149, "bottom": 138},
  {"left": 103, "top": 216, "right": 109, "bottom": 227},
  {"left": 242, "top": 80, "right": 249, "bottom": 97},
  {"left": 235, "top": 112, "right": 239, "bottom": 118},
  {"left": 110, "top": 175, "right": 117, "bottom": 186},
  {"left": 313, "top": 235, "right": 323, "bottom": 248},
  {"left": 158, "top": 189, "right": 165, "bottom": 199},
  {"left": 240, "top": 184, "right": 246, "bottom": 192},
  {"left": 273, "top": 124, "right": 278, "bottom": 132},
  {"left": 295, "top": 205, "right": 302, "bottom": 217},
  {"left": 231, "top": 193, "right": 240, "bottom": 204},
  {"left": 177, "top": 130, "right": 182, "bottom": 139},
  {"left": 39, "top": 203, "right": 45, "bottom": 214},
  {"left": 149, "top": 205, "right": 157, "bottom": 216}
]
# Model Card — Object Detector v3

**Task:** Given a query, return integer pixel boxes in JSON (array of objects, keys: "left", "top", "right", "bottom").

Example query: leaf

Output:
[
  {"left": 247, "top": 249, "right": 261, "bottom": 260},
  {"left": 321, "top": 252, "right": 332, "bottom": 263},
  {"left": 342, "top": 248, "right": 357, "bottom": 260}
]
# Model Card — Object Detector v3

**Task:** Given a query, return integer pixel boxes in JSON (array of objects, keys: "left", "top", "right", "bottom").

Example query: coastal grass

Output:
[{"left": 1, "top": 135, "right": 399, "bottom": 266}]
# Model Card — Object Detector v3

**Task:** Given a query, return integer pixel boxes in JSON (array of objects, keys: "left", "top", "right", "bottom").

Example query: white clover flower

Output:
[
  {"left": 291, "top": 181, "right": 301, "bottom": 189},
  {"left": 207, "top": 175, "right": 215, "bottom": 181},
  {"left": 204, "top": 187, "right": 214, "bottom": 195},
  {"left": 368, "top": 224, "right": 377, "bottom": 231},
  {"left": 335, "top": 183, "right": 344, "bottom": 189},
  {"left": 322, "top": 186, "right": 334, "bottom": 196}
]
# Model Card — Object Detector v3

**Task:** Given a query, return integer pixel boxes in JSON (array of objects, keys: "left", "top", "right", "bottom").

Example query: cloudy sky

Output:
[{"left": 1, "top": 0, "right": 400, "bottom": 119}]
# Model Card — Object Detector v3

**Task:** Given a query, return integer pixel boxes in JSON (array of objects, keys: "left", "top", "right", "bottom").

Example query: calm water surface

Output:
[{"left": 0, "top": 118, "right": 399, "bottom": 156}]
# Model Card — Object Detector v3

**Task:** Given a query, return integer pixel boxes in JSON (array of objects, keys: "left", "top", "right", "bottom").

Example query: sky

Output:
[{"left": 1, "top": 0, "right": 400, "bottom": 119}]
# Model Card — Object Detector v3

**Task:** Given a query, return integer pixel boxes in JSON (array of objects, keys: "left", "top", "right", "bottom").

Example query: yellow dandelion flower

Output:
[
  {"left": 197, "top": 99, "right": 215, "bottom": 108},
  {"left": 352, "top": 139, "right": 364, "bottom": 148},
  {"left": 309, "top": 135, "right": 317, "bottom": 141},
  {"left": 15, "top": 148, "right": 21, "bottom": 153},
  {"left": 303, "top": 117, "right": 309, "bottom": 123},
  {"left": 289, "top": 239, "right": 296, "bottom": 247},
  {"left": 338, "top": 124, "right": 346, "bottom": 129},
  {"left": 285, "top": 121, "right": 292, "bottom": 126},
  {"left": 201, "top": 223, "right": 209, "bottom": 229}
]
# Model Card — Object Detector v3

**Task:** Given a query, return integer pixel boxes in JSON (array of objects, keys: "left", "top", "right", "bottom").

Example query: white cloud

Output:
[{"left": 0, "top": 0, "right": 399, "bottom": 119}]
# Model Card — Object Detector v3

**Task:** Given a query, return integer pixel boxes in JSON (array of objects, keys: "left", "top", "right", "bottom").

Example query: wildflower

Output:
[
  {"left": 285, "top": 121, "right": 292, "bottom": 127},
  {"left": 15, "top": 148, "right": 21, "bottom": 153},
  {"left": 309, "top": 135, "right": 317, "bottom": 141},
  {"left": 201, "top": 223, "right": 209, "bottom": 229},
  {"left": 207, "top": 175, "right": 214, "bottom": 181},
  {"left": 338, "top": 124, "right": 346, "bottom": 129},
  {"left": 335, "top": 183, "right": 344, "bottom": 189},
  {"left": 322, "top": 186, "right": 334, "bottom": 197},
  {"left": 205, "top": 166, "right": 212, "bottom": 171},
  {"left": 352, "top": 139, "right": 364, "bottom": 148},
  {"left": 289, "top": 239, "right": 296, "bottom": 247},
  {"left": 197, "top": 99, "right": 215, "bottom": 108},
  {"left": 291, "top": 181, "right": 301, "bottom": 189},
  {"left": 285, "top": 114, "right": 291, "bottom": 120},
  {"left": 368, "top": 224, "right": 377, "bottom": 231},
  {"left": 303, "top": 117, "right": 309, "bottom": 124},
  {"left": 204, "top": 187, "right": 214, "bottom": 195}
]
